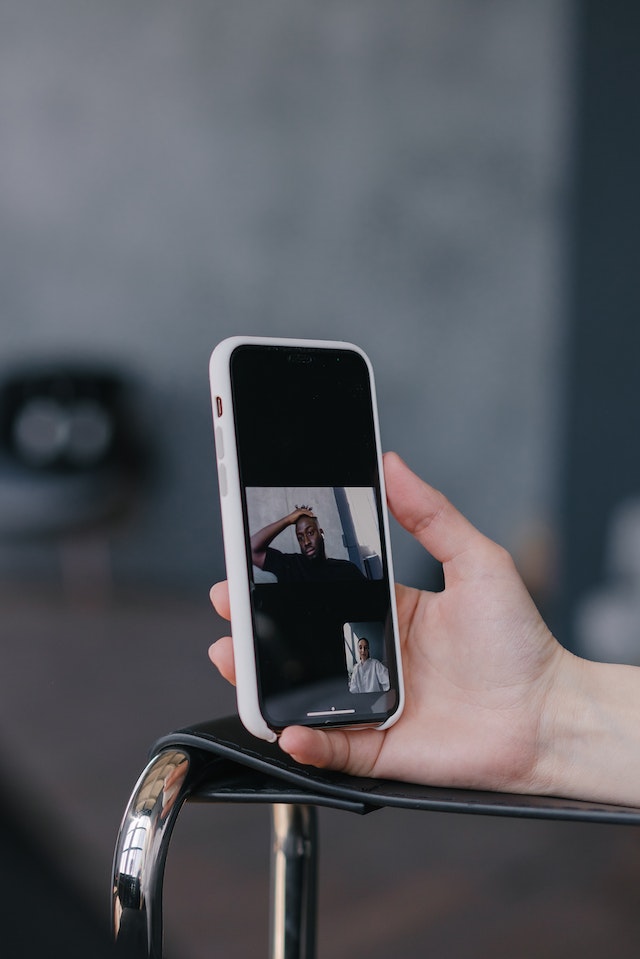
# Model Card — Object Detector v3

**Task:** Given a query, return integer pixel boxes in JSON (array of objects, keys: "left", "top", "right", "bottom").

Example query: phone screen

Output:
[{"left": 229, "top": 342, "right": 400, "bottom": 731}]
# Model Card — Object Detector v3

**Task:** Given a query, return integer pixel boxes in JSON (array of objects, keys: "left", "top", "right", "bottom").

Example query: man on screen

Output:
[
  {"left": 250, "top": 505, "right": 366, "bottom": 583},
  {"left": 348, "top": 637, "right": 390, "bottom": 693}
]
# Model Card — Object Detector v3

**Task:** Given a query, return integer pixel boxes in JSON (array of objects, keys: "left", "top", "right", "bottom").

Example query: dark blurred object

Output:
[
  {"left": 0, "top": 781, "right": 120, "bottom": 958},
  {"left": 0, "top": 366, "right": 142, "bottom": 537}
]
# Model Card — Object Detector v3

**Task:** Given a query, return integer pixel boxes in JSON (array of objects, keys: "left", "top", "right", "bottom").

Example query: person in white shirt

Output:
[{"left": 348, "top": 638, "right": 390, "bottom": 693}]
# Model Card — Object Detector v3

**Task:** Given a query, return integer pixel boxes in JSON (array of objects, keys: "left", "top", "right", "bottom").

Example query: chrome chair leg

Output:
[
  {"left": 112, "top": 747, "right": 192, "bottom": 957},
  {"left": 270, "top": 804, "right": 318, "bottom": 959},
  {"left": 112, "top": 748, "right": 320, "bottom": 958}
]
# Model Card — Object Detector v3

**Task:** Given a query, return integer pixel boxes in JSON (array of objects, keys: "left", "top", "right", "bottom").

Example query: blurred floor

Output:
[{"left": 1, "top": 586, "right": 639, "bottom": 958}]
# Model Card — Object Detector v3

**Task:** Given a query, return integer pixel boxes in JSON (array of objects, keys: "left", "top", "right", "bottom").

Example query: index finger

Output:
[{"left": 210, "top": 580, "right": 230, "bottom": 620}]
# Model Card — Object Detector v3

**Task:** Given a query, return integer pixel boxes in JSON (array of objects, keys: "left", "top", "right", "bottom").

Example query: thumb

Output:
[{"left": 383, "top": 452, "right": 487, "bottom": 566}]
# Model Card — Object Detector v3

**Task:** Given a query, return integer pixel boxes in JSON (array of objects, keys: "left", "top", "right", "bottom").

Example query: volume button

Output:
[
  {"left": 215, "top": 426, "right": 225, "bottom": 460},
  {"left": 218, "top": 462, "right": 228, "bottom": 497}
]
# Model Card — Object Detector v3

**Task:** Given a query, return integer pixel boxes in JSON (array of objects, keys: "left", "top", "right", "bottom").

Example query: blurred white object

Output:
[{"left": 575, "top": 498, "right": 640, "bottom": 665}]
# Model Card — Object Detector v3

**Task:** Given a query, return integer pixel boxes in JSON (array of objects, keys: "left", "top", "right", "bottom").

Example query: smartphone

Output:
[{"left": 209, "top": 336, "right": 404, "bottom": 742}]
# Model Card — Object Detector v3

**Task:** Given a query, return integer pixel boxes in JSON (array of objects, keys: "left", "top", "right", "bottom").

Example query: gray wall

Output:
[{"left": 0, "top": 1, "right": 571, "bottom": 593}]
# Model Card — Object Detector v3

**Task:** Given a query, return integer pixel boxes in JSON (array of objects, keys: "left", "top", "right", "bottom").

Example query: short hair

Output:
[{"left": 295, "top": 514, "right": 319, "bottom": 529}]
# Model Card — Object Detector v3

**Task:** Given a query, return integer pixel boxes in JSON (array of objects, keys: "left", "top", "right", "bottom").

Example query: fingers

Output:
[
  {"left": 210, "top": 581, "right": 230, "bottom": 620},
  {"left": 209, "top": 584, "right": 235, "bottom": 683},
  {"left": 208, "top": 636, "right": 236, "bottom": 685},
  {"left": 383, "top": 451, "right": 488, "bottom": 566}
]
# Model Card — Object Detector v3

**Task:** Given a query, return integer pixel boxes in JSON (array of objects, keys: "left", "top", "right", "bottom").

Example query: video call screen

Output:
[{"left": 230, "top": 344, "right": 399, "bottom": 728}]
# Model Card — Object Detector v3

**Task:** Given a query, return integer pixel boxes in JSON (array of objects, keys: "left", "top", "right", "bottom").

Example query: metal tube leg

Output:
[
  {"left": 111, "top": 748, "right": 192, "bottom": 957},
  {"left": 270, "top": 804, "right": 318, "bottom": 959}
]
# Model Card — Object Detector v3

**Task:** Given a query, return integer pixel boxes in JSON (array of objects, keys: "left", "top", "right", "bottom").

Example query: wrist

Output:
[{"left": 538, "top": 651, "right": 640, "bottom": 807}]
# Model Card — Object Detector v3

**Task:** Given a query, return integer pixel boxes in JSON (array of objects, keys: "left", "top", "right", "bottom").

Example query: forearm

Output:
[
  {"left": 536, "top": 652, "right": 640, "bottom": 807},
  {"left": 250, "top": 515, "right": 295, "bottom": 567}
]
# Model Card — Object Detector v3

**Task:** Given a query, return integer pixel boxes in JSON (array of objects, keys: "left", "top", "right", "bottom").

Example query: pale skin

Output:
[
  {"left": 210, "top": 452, "right": 640, "bottom": 808},
  {"left": 357, "top": 639, "right": 370, "bottom": 662}
]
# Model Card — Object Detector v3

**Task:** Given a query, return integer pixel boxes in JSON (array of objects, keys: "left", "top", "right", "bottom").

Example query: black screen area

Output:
[
  {"left": 230, "top": 345, "right": 377, "bottom": 487},
  {"left": 229, "top": 344, "right": 398, "bottom": 730}
]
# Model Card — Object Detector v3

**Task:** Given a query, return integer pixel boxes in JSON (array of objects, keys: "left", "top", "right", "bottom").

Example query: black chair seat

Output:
[{"left": 154, "top": 714, "right": 640, "bottom": 825}]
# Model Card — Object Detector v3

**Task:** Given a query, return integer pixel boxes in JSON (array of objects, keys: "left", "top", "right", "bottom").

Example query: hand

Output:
[
  {"left": 211, "top": 452, "right": 565, "bottom": 792},
  {"left": 210, "top": 452, "right": 640, "bottom": 806},
  {"left": 287, "top": 505, "right": 315, "bottom": 524}
]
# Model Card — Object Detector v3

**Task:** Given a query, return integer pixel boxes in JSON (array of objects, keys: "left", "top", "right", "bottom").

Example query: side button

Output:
[
  {"left": 215, "top": 426, "right": 225, "bottom": 459},
  {"left": 218, "top": 463, "right": 228, "bottom": 497}
]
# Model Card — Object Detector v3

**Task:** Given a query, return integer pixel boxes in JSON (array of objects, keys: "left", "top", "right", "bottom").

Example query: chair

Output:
[{"left": 111, "top": 716, "right": 640, "bottom": 959}]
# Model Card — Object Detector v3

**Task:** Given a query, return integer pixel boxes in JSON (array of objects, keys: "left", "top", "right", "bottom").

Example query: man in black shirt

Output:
[{"left": 250, "top": 505, "right": 365, "bottom": 583}]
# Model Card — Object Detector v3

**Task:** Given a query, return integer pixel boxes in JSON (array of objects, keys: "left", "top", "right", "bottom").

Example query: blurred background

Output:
[{"left": 1, "top": 0, "right": 640, "bottom": 956}]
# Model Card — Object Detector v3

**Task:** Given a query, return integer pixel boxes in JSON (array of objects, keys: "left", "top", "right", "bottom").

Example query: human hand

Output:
[
  {"left": 210, "top": 452, "right": 574, "bottom": 797},
  {"left": 287, "top": 505, "right": 315, "bottom": 524}
]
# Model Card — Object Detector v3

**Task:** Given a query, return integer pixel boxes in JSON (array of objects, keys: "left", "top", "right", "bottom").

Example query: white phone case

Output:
[{"left": 209, "top": 335, "right": 404, "bottom": 741}]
